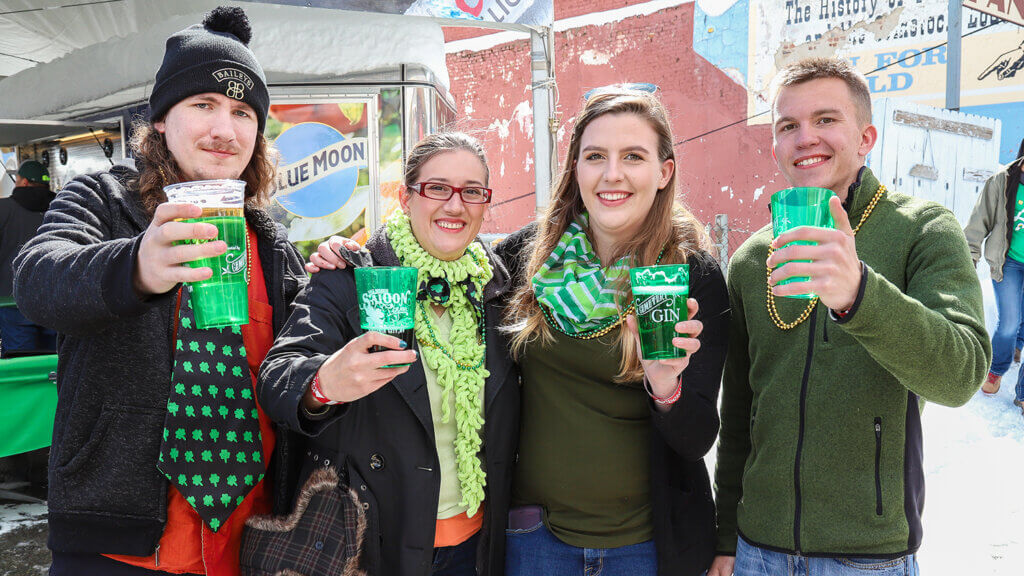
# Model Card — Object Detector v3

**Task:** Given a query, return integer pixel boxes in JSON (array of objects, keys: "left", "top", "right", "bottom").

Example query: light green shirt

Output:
[
  {"left": 1008, "top": 183, "right": 1024, "bottom": 263},
  {"left": 423, "top": 307, "right": 483, "bottom": 520}
]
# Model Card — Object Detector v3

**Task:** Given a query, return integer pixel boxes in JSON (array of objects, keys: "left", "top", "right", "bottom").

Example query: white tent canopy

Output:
[{"left": 0, "top": 0, "right": 449, "bottom": 120}]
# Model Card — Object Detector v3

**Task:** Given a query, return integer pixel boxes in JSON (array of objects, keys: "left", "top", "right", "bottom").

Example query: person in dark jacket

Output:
[
  {"left": 258, "top": 132, "right": 519, "bottom": 576},
  {"left": 13, "top": 7, "right": 306, "bottom": 576},
  {"left": 0, "top": 160, "right": 56, "bottom": 356}
]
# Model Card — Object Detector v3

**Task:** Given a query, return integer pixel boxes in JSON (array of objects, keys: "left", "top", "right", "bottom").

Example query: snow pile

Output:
[
  {"left": 0, "top": 502, "right": 47, "bottom": 534},
  {"left": 916, "top": 263, "right": 1024, "bottom": 574}
]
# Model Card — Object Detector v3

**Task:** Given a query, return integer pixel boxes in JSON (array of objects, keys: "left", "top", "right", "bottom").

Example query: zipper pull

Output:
[{"left": 154, "top": 544, "right": 160, "bottom": 567}]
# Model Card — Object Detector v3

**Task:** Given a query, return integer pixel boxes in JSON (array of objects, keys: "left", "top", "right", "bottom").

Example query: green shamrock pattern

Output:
[{"left": 156, "top": 285, "right": 264, "bottom": 533}]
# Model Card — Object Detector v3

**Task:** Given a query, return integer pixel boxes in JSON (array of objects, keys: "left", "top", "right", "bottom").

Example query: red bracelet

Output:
[
  {"left": 309, "top": 372, "right": 341, "bottom": 406},
  {"left": 645, "top": 378, "right": 682, "bottom": 406}
]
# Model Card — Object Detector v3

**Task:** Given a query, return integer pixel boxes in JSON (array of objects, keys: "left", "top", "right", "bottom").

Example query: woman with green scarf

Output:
[
  {"left": 257, "top": 132, "right": 518, "bottom": 576},
  {"left": 495, "top": 88, "right": 728, "bottom": 576}
]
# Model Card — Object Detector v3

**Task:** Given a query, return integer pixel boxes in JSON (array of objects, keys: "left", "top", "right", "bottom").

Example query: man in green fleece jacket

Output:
[{"left": 708, "top": 58, "right": 989, "bottom": 576}]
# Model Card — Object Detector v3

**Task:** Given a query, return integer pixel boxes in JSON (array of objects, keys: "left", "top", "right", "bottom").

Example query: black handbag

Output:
[{"left": 240, "top": 466, "right": 366, "bottom": 576}]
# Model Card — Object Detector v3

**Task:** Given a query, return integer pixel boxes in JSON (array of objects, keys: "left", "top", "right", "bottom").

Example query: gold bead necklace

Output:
[{"left": 765, "top": 184, "right": 886, "bottom": 330}]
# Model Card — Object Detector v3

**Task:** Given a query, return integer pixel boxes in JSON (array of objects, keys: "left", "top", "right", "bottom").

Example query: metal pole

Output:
[
  {"left": 530, "top": 27, "right": 554, "bottom": 210},
  {"left": 946, "top": 0, "right": 962, "bottom": 110}
]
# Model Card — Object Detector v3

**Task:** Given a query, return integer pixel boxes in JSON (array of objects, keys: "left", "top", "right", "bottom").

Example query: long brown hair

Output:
[
  {"left": 505, "top": 88, "right": 710, "bottom": 382},
  {"left": 129, "top": 118, "right": 278, "bottom": 216}
]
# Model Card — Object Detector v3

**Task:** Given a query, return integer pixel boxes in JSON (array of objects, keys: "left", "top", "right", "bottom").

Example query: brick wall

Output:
[{"left": 445, "top": 0, "right": 782, "bottom": 244}]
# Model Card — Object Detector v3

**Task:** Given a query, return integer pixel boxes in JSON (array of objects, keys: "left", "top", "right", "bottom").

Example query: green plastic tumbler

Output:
[
  {"left": 355, "top": 266, "right": 418, "bottom": 368},
  {"left": 164, "top": 180, "right": 248, "bottom": 328},
  {"left": 630, "top": 264, "right": 689, "bottom": 360},
  {"left": 770, "top": 187, "right": 836, "bottom": 299}
]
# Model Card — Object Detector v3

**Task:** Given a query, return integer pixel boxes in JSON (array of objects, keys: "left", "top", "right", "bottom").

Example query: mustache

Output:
[{"left": 198, "top": 140, "right": 239, "bottom": 154}]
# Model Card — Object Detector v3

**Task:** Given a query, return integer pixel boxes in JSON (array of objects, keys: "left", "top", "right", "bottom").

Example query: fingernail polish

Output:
[{"left": 399, "top": 340, "right": 408, "bottom": 349}]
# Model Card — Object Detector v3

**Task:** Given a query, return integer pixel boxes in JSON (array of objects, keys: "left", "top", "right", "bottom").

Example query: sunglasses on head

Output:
[{"left": 583, "top": 82, "right": 659, "bottom": 101}]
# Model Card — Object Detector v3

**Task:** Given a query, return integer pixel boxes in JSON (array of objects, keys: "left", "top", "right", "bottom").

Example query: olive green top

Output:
[{"left": 512, "top": 326, "right": 653, "bottom": 548}]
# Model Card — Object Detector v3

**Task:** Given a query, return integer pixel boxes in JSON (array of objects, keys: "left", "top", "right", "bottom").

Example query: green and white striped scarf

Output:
[{"left": 532, "top": 213, "right": 630, "bottom": 333}]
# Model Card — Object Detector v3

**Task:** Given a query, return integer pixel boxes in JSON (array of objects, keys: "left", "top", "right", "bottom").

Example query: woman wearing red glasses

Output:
[{"left": 256, "top": 132, "right": 518, "bottom": 576}]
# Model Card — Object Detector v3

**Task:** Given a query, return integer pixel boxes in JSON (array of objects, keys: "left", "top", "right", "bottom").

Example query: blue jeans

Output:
[
  {"left": 991, "top": 257, "right": 1024, "bottom": 401},
  {"left": 432, "top": 531, "right": 479, "bottom": 576},
  {"left": 735, "top": 536, "right": 919, "bottom": 576},
  {"left": 505, "top": 519, "right": 657, "bottom": 576},
  {"left": 0, "top": 306, "right": 56, "bottom": 357}
]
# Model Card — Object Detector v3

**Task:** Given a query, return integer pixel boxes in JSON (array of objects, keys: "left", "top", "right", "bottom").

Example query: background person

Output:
[
  {"left": 0, "top": 160, "right": 56, "bottom": 356},
  {"left": 965, "top": 136, "right": 1024, "bottom": 414}
]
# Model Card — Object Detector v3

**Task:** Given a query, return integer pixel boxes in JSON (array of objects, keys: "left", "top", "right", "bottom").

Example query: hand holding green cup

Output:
[
  {"left": 164, "top": 179, "right": 248, "bottom": 329},
  {"left": 630, "top": 264, "right": 690, "bottom": 360},
  {"left": 354, "top": 266, "right": 418, "bottom": 368},
  {"left": 770, "top": 187, "right": 836, "bottom": 299}
]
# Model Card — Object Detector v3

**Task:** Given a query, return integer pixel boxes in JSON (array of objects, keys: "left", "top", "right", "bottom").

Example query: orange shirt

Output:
[
  {"left": 107, "top": 228, "right": 277, "bottom": 576},
  {"left": 434, "top": 506, "right": 484, "bottom": 548}
]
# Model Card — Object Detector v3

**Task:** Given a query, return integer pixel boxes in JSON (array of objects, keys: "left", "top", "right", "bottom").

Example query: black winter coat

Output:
[
  {"left": 12, "top": 166, "right": 308, "bottom": 556},
  {"left": 258, "top": 227, "right": 520, "bottom": 576},
  {"left": 496, "top": 223, "right": 728, "bottom": 576}
]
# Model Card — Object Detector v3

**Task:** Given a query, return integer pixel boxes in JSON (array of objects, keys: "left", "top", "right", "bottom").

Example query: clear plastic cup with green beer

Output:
[
  {"left": 164, "top": 179, "right": 248, "bottom": 329},
  {"left": 770, "top": 187, "right": 836, "bottom": 299},
  {"left": 630, "top": 264, "right": 689, "bottom": 360},
  {"left": 354, "top": 266, "right": 418, "bottom": 368}
]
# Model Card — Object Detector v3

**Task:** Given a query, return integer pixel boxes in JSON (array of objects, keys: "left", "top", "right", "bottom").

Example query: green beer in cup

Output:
[
  {"left": 354, "top": 266, "right": 418, "bottom": 368},
  {"left": 630, "top": 264, "right": 689, "bottom": 360},
  {"left": 770, "top": 187, "right": 836, "bottom": 299},
  {"left": 164, "top": 180, "right": 248, "bottom": 329}
]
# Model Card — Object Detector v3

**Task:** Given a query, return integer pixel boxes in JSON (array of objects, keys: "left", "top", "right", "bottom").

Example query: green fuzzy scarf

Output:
[{"left": 386, "top": 210, "right": 492, "bottom": 516}]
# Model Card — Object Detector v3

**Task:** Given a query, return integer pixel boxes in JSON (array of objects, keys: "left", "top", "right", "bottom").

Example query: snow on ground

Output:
[
  {"left": 0, "top": 501, "right": 46, "bottom": 535},
  {"left": 701, "top": 261, "right": 1024, "bottom": 575},
  {"left": 916, "top": 264, "right": 1024, "bottom": 574}
]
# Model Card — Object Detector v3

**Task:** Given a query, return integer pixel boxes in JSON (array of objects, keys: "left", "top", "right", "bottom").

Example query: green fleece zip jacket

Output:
[{"left": 715, "top": 168, "right": 990, "bottom": 558}]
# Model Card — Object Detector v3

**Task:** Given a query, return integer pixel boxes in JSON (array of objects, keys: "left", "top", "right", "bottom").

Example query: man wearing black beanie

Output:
[{"left": 13, "top": 7, "right": 307, "bottom": 576}]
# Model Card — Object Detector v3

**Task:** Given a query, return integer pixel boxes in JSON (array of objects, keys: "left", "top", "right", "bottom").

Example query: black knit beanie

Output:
[{"left": 149, "top": 6, "right": 269, "bottom": 131}]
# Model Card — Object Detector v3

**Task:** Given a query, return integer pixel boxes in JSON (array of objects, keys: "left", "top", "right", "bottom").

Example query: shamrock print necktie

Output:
[{"left": 157, "top": 285, "right": 264, "bottom": 532}]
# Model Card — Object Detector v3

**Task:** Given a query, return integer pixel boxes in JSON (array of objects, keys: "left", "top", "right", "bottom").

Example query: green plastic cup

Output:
[
  {"left": 630, "top": 264, "right": 689, "bottom": 360},
  {"left": 355, "top": 266, "right": 418, "bottom": 368},
  {"left": 770, "top": 187, "right": 836, "bottom": 300},
  {"left": 164, "top": 180, "right": 248, "bottom": 329}
]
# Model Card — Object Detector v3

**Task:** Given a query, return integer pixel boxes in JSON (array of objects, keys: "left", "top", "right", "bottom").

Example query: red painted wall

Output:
[{"left": 443, "top": 1, "right": 783, "bottom": 251}]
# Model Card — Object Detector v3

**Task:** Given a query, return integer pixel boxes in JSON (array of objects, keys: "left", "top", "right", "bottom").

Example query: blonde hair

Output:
[{"left": 505, "top": 88, "right": 709, "bottom": 382}]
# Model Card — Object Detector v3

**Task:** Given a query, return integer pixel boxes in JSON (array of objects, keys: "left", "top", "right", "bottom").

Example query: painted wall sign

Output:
[
  {"left": 964, "top": 0, "right": 1024, "bottom": 28},
  {"left": 272, "top": 122, "right": 367, "bottom": 218},
  {"left": 694, "top": 0, "right": 1024, "bottom": 162}
]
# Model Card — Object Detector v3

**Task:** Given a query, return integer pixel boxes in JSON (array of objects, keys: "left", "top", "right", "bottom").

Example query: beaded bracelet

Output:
[
  {"left": 309, "top": 372, "right": 342, "bottom": 406},
  {"left": 645, "top": 377, "right": 682, "bottom": 406}
]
